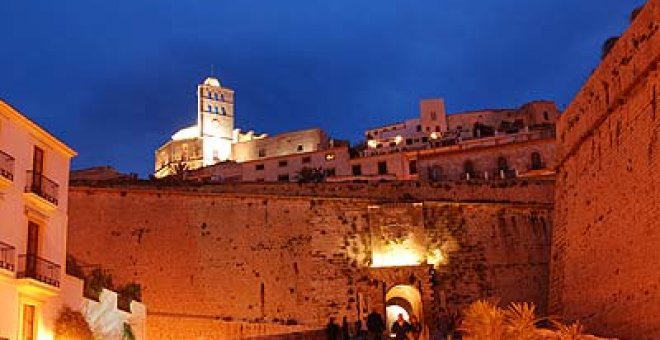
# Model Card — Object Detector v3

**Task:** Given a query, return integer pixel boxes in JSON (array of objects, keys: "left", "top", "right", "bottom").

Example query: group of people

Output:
[{"left": 326, "top": 311, "right": 422, "bottom": 340}]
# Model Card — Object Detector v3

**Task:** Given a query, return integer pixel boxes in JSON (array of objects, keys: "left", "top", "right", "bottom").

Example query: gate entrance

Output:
[{"left": 385, "top": 284, "right": 422, "bottom": 335}]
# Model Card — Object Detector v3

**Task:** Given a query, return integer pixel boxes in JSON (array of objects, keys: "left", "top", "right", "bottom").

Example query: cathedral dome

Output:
[{"left": 203, "top": 77, "right": 221, "bottom": 87}]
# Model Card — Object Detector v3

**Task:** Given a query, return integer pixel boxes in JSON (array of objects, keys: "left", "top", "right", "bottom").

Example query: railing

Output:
[
  {"left": 25, "top": 170, "right": 59, "bottom": 205},
  {"left": 0, "top": 150, "right": 14, "bottom": 181},
  {"left": 0, "top": 241, "right": 15, "bottom": 271},
  {"left": 17, "top": 254, "right": 61, "bottom": 287},
  {"left": 460, "top": 169, "right": 518, "bottom": 181}
]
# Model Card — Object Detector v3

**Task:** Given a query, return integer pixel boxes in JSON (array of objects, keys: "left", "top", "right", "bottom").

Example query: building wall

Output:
[
  {"left": 420, "top": 99, "right": 448, "bottom": 134},
  {"left": 348, "top": 152, "right": 410, "bottom": 179},
  {"left": 447, "top": 101, "right": 559, "bottom": 134},
  {"left": 188, "top": 147, "right": 351, "bottom": 182},
  {"left": 416, "top": 136, "right": 556, "bottom": 181},
  {"left": 187, "top": 134, "right": 555, "bottom": 184},
  {"left": 67, "top": 181, "right": 552, "bottom": 339},
  {"left": 364, "top": 99, "right": 560, "bottom": 156},
  {"left": 232, "top": 129, "right": 329, "bottom": 163},
  {"left": 0, "top": 100, "right": 92, "bottom": 340},
  {"left": 154, "top": 138, "right": 204, "bottom": 176},
  {"left": 550, "top": 2, "right": 660, "bottom": 339}
]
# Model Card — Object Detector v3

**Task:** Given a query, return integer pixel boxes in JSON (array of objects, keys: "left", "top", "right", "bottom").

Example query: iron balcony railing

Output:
[
  {"left": 0, "top": 150, "right": 14, "bottom": 181},
  {"left": 17, "top": 253, "right": 61, "bottom": 287},
  {"left": 25, "top": 170, "right": 59, "bottom": 205},
  {"left": 0, "top": 241, "right": 15, "bottom": 272}
]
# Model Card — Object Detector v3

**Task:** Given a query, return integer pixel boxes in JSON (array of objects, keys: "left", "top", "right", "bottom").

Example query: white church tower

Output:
[
  {"left": 196, "top": 77, "right": 235, "bottom": 165},
  {"left": 154, "top": 76, "right": 237, "bottom": 178}
]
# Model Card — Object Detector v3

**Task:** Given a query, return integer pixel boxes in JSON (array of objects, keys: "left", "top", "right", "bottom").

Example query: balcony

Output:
[
  {"left": 17, "top": 254, "right": 61, "bottom": 297},
  {"left": 0, "top": 150, "right": 14, "bottom": 188},
  {"left": 17, "top": 254, "right": 61, "bottom": 287},
  {"left": 24, "top": 170, "right": 59, "bottom": 213},
  {"left": 0, "top": 241, "right": 15, "bottom": 277}
]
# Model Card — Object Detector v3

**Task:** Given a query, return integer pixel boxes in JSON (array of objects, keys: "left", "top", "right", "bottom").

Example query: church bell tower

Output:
[{"left": 197, "top": 77, "right": 235, "bottom": 165}]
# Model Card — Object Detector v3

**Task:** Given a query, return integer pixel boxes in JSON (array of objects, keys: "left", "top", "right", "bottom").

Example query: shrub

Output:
[
  {"left": 122, "top": 322, "right": 136, "bottom": 340},
  {"left": 84, "top": 268, "right": 113, "bottom": 301},
  {"left": 460, "top": 300, "right": 596, "bottom": 340},
  {"left": 504, "top": 302, "right": 543, "bottom": 340},
  {"left": 553, "top": 320, "right": 586, "bottom": 340},
  {"left": 54, "top": 307, "right": 93, "bottom": 340},
  {"left": 460, "top": 300, "right": 506, "bottom": 340}
]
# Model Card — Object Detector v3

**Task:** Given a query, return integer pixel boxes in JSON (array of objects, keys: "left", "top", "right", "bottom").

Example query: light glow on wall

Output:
[
  {"left": 371, "top": 239, "right": 447, "bottom": 268},
  {"left": 371, "top": 238, "right": 423, "bottom": 268},
  {"left": 427, "top": 248, "right": 445, "bottom": 268},
  {"left": 37, "top": 328, "right": 53, "bottom": 340}
]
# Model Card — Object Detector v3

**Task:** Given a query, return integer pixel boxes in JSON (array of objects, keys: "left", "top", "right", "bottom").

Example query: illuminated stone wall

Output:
[
  {"left": 416, "top": 135, "right": 556, "bottom": 181},
  {"left": 551, "top": 2, "right": 660, "bottom": 339},
  {"left": 68, "top": 181, "right": 552, "bottom": 339},
  {"left": 231, "top": 128, "right": 329, "bottom": 163}
]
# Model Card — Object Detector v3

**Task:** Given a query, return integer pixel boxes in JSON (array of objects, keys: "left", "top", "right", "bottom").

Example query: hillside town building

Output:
[
  {"left": 153, "top": 78, "right": 560, "bottom": 184},
  {"left": 154, "top": 77, "right": 332, "bottom": 178},
  {"left": 25, "top": 1, "right": 660, "bottom": 339},
  {"left": 0, "top": 100, "right": 146, "bottom": 340}
]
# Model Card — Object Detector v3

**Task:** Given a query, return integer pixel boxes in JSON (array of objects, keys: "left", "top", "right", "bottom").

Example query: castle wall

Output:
[
  {"left": 67, "top": 181, "right": 552, "bottom": 339},
  {"left": 551, "top": 1, "right": 660, "bottom": 339}
]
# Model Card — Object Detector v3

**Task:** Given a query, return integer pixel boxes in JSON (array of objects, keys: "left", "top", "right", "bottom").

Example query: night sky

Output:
[{"left": 0, "top": 1, "right": 644, "bottom": 176}]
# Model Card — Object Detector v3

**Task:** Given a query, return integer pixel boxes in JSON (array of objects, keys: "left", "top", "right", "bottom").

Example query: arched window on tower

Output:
[
  {"left": 531, "top": 152, "right": 544, "bottom": 170},
  {"left": 207, "top": 105, "right": 212, "bottom": 112},
  {"left": 214, "top": 93, "right": 219, "bottom": 101},
  {"left": 220, "top": 93, "right": 225, "bottom": 102},
  {"left": 221, "top": 107, "right": 226, "bottom": 115}
]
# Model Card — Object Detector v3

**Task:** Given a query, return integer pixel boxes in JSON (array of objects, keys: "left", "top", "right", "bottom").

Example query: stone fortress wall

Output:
[
  {"left": 67, "top": 180, "right": 553, "bottom": 339},
  {"left": 551, "top": 1, "right": 660, "bottom": 339}
]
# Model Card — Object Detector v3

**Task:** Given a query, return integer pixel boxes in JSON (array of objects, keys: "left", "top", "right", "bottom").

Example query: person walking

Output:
[
  {"left": 366, "top": 311, "right": 385, "bottom": 340},
  {"left": 354, "top": 319, "right": 365, "bottom": 339},
  {"left": 326, "top": 317, "right": 340, "bottom": 340},
  {"left": 391, "top": 314, "right": 411, "bottom": 340},
  {"left": 341, "top": 316, "right": 351, "bottom": 340},
  {"left": 409, "top": 315, "right": 422, "bottom": 340}
]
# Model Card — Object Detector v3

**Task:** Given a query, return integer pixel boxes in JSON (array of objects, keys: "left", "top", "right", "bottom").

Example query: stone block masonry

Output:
[
  {"left": 67, "top": 180, "right": 552, "bottom": 339},
  {"left": 551, "top": 1, "right": 660, "bottom": 339}
]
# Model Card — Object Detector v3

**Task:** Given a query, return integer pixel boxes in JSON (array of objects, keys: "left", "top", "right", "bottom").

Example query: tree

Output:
[{"left": 54, "top": 307, "right": 94, "bottom": 340}]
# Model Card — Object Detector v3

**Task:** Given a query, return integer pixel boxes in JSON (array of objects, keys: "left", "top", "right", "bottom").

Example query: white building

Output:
[
  {"left": 0, "top": 100, "right": 146, "bottom": 340},
  {"left": 154, "top": 76, "right": 329, "bottom": 178}
]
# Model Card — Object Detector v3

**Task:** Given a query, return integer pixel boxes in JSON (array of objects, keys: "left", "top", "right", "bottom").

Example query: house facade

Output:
[{"left": 0, "top": 100, "right": 146, "bottom": 340}]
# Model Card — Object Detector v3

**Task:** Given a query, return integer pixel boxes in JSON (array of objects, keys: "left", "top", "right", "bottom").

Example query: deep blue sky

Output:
[{"left": 0, "top": 1, "right": 644, "bottom": 176}]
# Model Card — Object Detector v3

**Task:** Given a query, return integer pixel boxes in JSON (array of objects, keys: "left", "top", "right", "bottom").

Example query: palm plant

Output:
[
  {"left": 504, "top": 302, "right": 543, "bottom": 340},
  {"left": 460, "top": 300, "right": 506, "bottom": 340},
  {"left": 553, "top": 320, "right": 586, "bottom": 340}
]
